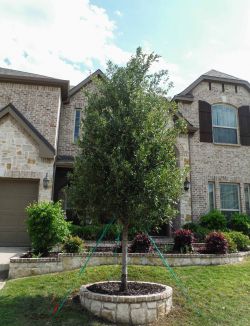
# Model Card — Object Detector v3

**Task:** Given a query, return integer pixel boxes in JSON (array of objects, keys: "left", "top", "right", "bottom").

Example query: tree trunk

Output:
[{"left": 120, "top": 222, "right": 129, "bottom": 292}]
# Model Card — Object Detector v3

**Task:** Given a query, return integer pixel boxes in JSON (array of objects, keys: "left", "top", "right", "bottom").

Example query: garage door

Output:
[{"left": 0, "top": 178, "right": 39, "bottom": 246}]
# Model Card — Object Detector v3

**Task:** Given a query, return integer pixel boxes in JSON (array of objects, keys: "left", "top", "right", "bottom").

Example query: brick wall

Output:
[
  {"left": 0, "top": 82, "right": 61, "bottom": 148},
  {"left": 179, "top": 81, "right": 250, "bottom": 220},
  {"left": 58, "top": 83, "right": 94, "bottom": 157}
]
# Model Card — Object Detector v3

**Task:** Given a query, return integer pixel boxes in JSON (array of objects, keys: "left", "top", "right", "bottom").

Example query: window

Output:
[
  {"left": 244, "top": 184, "right": 250, "bottom": 215},
  {"left": 220, "top": 183, "right": 240, "bottom": 217},
  {"left": 74, "top": 109, "right": 81, "bottom": 142},
  {"left": 212, "top": 104, "right": 238, "bottom": 144},
  {"left": 208, "top": 182, "right": 215, "bottom": 211}
]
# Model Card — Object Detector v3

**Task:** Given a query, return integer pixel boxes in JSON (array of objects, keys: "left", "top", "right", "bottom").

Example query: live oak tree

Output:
[{"left": 68, "top": 48, "right": 187, "bottom": 292}]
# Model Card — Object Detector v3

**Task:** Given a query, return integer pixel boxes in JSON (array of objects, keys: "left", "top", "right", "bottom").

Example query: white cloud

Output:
[
  {"left": 174, "top": 1, "right": 250, "bottom": 95},
  {"left": 0, "top": 0, "right": 130, "bottom": 85},
  {"left": 114, "top": 10, "right": 123, "bottom": 17}
]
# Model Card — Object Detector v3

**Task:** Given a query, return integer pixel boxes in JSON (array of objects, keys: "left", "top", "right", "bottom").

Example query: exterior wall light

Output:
[
  {"left": 43, "top": 173, "right": 50, "bottom": 189},
  {"left": 184, "top": 177, "right": 190, "bottom": 191}
]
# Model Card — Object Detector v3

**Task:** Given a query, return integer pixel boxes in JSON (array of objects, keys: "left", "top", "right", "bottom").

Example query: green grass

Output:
[{"left": 1, "top": 258, "right": 250, "bottom": 325}]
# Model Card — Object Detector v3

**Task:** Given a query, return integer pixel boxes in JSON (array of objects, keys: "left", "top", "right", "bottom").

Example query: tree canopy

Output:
[{"left": 68, "top": 47, "right": 187, "bottom": 231}]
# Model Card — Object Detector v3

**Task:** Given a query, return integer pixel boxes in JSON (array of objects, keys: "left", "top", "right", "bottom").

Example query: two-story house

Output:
[
  {"left": 0, "top": 67, "right": 102, "bottom": 246},
  {"left": 174, "top": 69, "right": 250, "bottom": 226},
  {"left": 0, "top": 67, "right": 250, "bottom": 246}
]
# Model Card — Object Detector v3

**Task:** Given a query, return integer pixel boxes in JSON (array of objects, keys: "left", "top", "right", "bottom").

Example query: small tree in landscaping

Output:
[
  {"left": 68, "top": 48, "right": 186, "bottom": 292},
  {"left": 26, "top": 201, "right": 70, "bottom": 256}
]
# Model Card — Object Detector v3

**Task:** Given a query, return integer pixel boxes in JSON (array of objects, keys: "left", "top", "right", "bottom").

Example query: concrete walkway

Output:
[
  {"left": 0, "top": 247, "right": 27, "bottom": 289},
  {"left": 0, "top": 247, "right": 27, "bottom": 271}
]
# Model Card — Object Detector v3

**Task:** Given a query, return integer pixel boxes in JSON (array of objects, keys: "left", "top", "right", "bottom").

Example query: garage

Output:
[{"left": 0, "top": 178, "right": 39, "bottom": 246}]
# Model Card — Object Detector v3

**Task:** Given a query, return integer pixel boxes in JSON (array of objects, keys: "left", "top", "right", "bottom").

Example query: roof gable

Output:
[
  {"left": 173, "top": 69, "right": 250, "bottom": 102},
  {"left": 0, "top": 103, "right": 55, "bottom": 158},
  {"left": 69, "top": 69, "right": 104, "bottom": 98}
]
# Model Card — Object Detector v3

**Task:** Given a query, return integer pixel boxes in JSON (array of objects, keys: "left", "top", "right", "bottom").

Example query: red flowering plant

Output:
[
  {"left": 205, "top": 231, "right": 228, "bottom": 254},
  {"left": 130, "top": 233, "right": 153, "bottom": 253},
  {"left": 173, "top": 229, "right": 194, "bottom": 253}
]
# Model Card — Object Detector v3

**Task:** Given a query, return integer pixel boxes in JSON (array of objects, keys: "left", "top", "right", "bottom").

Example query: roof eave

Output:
[
  {"left": 0, "top": 103, "right": 55, "bottom": 158},
  {"left": 0, "top": 74, "right": 69, "bottom": 101},
  {"left": 69, "top": 69, "right": 105, "bottom": 98},
  {"left": 174, "top": 74, "right": 250, "bottom": 101}
]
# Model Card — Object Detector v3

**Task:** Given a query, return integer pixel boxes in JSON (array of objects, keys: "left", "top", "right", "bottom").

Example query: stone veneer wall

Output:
[
  {"left": 176, "top": 134, "right": 192, "bottom": 225},
  {"left": 9, "top": 251, "right": 249, "bottom": 279},
  {"left": 178, "top": 81, "right": 250, "bottom": 220},
  {"left": 0, "top": 115, "right": 53, "bottom": 200}
]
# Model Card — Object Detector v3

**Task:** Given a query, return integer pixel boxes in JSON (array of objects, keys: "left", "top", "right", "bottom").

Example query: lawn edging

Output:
[{"left": 9, "top": 251, "right": 250, "bottom": 279}]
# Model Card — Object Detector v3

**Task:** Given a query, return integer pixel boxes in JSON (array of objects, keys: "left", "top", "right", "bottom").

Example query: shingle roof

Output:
[
  {"left": 173, "top": 69, "right": 250, "bottom": 102},
  {"left": 0, "top": 67, "right": 55, "bottom": 79},
  {"left": 203, "top": 69, "right": 240, "bottom": 80}
]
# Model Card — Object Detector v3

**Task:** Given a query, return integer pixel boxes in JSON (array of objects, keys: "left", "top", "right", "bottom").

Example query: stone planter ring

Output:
[{"left": 80, "top": 281, "right": 173, "bottom": 325}]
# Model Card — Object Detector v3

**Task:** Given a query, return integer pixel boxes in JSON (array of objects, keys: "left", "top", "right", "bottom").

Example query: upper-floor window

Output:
[
  {"left": 212, "top": 104, "right": 238, "bottom": 144},
  {"left": 74, "top": 109, "right": 81, "bottom": 142}
]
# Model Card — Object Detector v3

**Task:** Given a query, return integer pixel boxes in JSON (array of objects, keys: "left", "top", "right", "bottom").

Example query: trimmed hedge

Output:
[
  {"left": 227, "top": 213, "right": 250, "bottom": 236},
  {"left": 200, "top": 210, "right": 227, "bottom": 231}
]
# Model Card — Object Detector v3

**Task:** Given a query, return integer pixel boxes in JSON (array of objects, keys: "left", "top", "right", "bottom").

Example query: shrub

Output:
[
  {"left": 70, "top": 223, "right": 123, "bottom": 241},
  {"left": 26, "top": 201, "right": 70, "bottom": 256},
  {"left": 205, "top": 232, "right": 228, "bottom": 254},
  {"left": 200, "top": 210, "right": 227, "bottom": 231},
  {"left": 173, "top": 229, "right": 194, "bottom": 253},
  {"left": 63, "top": 236, "right": 84, "bottom": 253},
  {"left": 227, "top": 213, "right": 250, "bottom": 236},
  {"left": 130, "top": 233, "right": 153, "bottom": 253},
  {"left": 183, "top": 223, "right": 209, "bottom": 242},
  {"left": 225, "top": 231, "right": 250, "bottom": 251},
  {"left": 81, "top": 225, "right": 102, "bottom": 240},
  {"left": 69, "top": 224, "right": 84, "bottom": 237},
  {"left": 222, "top": 232, "right": 237, "bottom": 253}
]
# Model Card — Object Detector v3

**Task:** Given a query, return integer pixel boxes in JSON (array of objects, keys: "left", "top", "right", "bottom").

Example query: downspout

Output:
[
  {"left": 51, "top": 95, "right": 63, "bottom": 201},
  {"left": 188, "top": 133, "right": 193, "bottom": 221}
]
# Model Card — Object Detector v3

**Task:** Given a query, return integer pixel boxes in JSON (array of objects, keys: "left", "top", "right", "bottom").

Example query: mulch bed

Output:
[
  {"left": 87, "top": 281, "right": 165, "bottom": 296},
  {"left": 20, "top": 252, "right": 60, "bottom": 258}
]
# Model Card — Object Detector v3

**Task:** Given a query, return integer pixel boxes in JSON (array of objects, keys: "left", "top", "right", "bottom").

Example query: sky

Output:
[{"left": 1, "top": 0, "right": 250, "bottom": 96}]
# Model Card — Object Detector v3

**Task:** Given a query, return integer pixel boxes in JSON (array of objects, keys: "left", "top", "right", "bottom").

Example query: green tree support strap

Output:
[
  {"left": 146, "top": 233, "right": 202, "bottom": 317},
  {"left": 51, "top": 218, "right": 116, "bottom": 319}
]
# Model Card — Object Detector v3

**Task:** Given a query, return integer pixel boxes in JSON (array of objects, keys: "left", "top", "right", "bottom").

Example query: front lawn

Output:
[{"left": 1, "top": 258, "right": 250, "bottom": 325}]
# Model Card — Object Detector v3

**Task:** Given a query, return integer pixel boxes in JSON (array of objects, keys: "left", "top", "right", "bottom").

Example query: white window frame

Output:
[
  {"left": 219, "top": 183, "right": 240, "bottom": 214},
  {"left": 212, "top": 104, "right": 239, "bottom": 145},
  {"left": 244, "top": 184, "right": 250, "bottom": 215},
  {"left": 73, "top": 108, "right": 81, "bottom": 142}
]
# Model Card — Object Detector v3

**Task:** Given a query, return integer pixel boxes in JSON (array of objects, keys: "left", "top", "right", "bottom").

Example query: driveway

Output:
[{"left": 0, "top": 247, "right": 27, "bottom": 290}]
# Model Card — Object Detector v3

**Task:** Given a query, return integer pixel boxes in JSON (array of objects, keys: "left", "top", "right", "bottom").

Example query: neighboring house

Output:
[
  {"left": 0, "top": 67, "right": 102, "bottom": 246},
  {"left": 174, "top": 69, "right": 250, "bottom": 225},
  {"left": 0, "top": 66, "right": 250, "bottom": 246}
]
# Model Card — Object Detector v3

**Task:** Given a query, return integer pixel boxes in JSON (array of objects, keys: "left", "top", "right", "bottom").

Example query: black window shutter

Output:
[
  {"left": 199, "top": 100, "right": 212, "bottom": 142},
  {"left": 238, "top": 106, "right": 250, "bottom": 146}
]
